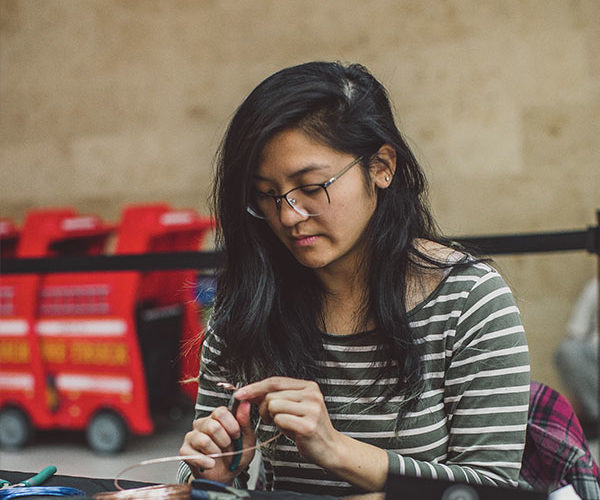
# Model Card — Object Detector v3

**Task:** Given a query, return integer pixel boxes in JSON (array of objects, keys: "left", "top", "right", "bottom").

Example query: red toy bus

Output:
[{"left": 0, "top": 204, "right": 214, "bottom": 453}]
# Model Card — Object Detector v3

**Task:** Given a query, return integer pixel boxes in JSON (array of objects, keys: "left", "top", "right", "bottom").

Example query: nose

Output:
[{"left": 278, "top": 199, "right": 309, "bottom": 227}]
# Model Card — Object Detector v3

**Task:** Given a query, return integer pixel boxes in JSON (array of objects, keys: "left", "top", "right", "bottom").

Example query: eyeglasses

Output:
[{"left": 247, "top": 156, "right": 363, "bottom": 220}]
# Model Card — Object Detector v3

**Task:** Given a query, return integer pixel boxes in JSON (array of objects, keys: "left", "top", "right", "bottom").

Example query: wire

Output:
[
  {"left": 113, "top": 431, "right": 283, "bottom": 490},
  {"left": 94, "top": 485, "right": 190, "bottom": 499},
  {"left": 0, "top": 487, "right": 85, "bottom": 499}
]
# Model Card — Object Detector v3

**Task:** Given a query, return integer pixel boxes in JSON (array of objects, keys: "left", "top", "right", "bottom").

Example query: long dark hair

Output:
[{"left": 211, "top": 61, "right": 451, "bottom": 410}]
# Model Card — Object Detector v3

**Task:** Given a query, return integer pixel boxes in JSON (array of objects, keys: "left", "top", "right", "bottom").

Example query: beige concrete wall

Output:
[{"left": 1, "top": 0, "right": 598, "bottom": 396}]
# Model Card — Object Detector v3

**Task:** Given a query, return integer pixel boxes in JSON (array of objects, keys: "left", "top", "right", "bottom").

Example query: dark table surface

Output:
[
  {"left": 0, "top": 469, "right": 547, "bottom": 500},
  {"left": 0, "top": 470, "right": 353, "bottom": 500},
  {"left": 0, "top": 469, "right": 151, "bottom": 498}
]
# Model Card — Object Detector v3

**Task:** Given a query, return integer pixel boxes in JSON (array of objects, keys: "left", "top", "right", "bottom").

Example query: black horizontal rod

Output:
[
  {"left": 0, "top": 226, "right": 598, "bottom": 275},
  {"left": 0, "top": 251, "right": 220, "bottom": 274},
  {"left": 456, "top": 227, "right": 598, "bottom": 255}
]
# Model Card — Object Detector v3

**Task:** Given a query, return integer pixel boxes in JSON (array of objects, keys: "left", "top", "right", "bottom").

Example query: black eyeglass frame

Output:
[{"left": 246, "top": 156, "right": 364, "bottom": 220}]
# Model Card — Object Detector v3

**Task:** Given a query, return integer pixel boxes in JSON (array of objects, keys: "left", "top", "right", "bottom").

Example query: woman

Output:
[{"left": 178, "top": 62, "right": 530, "bottom": 496}]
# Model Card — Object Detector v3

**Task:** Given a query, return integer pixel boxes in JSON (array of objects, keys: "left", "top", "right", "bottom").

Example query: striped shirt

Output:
[{"left": 178, "top": 262, "right": 530, "bottom": 496}]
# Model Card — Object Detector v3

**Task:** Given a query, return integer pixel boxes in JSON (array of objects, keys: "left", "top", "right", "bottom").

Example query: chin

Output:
[
  {"left": 290, "top": 251, "right": 331, "bottom": 269},
  {"left": 285, "top": 242, "right": 337, "bottom": 269},
  {"left": 295, "top": 257, "right": 330, "bottom": 269}
]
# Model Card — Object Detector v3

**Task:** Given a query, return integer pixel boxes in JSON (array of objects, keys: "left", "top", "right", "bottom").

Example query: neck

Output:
[
  {"left": 314, "top": 255, "right": 365, "bottom": 298},
  {"left": 315, "top": 259, "right": 373, "bottom": 335}
]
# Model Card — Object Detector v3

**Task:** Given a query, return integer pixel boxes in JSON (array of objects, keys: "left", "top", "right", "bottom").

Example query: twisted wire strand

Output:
[{"left": 113, "top": 432, "right": 283, "bottom": 492}]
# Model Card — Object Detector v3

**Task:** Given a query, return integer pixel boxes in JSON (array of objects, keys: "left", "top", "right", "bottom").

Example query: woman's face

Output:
[{"left": 254, "top": 128, "right": 387, "bottom": 277}]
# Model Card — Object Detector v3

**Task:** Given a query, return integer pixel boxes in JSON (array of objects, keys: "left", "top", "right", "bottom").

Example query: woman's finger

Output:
[
  {"left": 265, "top": 388, "right": 305, "bottom": 404},
  {"left": 210, "top": 406, "right": 242, "bottom": 442},
  {"left": 235, "top": 376, "right": 310, "bottom": 401},
  {"left": 187, "top": 429, "right": 224, "bottom": 457},
  {"left": 179, "top": 433, "right": 217, "bottom": 471},
  {"left": 202, "top": 415, "right": 235, "bottom": 450},
  {"left": 271, "top": 413, "right": 317, "bottom": 437},
  {"left": 265, "top": 398, "right": 311, "bottom": 418}
]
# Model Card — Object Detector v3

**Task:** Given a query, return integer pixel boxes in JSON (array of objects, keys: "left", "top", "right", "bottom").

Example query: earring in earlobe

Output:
[{"left": 385, "top": 176, "right": 390, "bottom": 182}]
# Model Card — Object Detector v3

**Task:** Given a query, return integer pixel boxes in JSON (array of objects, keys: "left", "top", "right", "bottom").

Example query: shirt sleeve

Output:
[
  {"left": 176, "top": 324, "right": 233, "bottom": 483},
  {"left": 389, "top": 266, "right": 530, "bottom": 487},
  {"left": 192, "top": 325, "right": 233, "bottom": 418}
]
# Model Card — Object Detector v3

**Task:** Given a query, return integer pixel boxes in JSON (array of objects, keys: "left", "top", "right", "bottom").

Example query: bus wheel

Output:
[
  {"left": 86, "top": 410, "right": 128, "bottom": 454},
  {"left": 0, "top": 407, "right": 32, "bottom": 449}
]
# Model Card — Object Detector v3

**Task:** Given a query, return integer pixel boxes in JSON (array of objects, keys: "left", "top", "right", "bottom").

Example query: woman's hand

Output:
[
  {"left": 234, "top": 376, "right": 341, "bottom": 468},
  {"left": 179, "top": 400, "right": 256, "bottom": 484}
]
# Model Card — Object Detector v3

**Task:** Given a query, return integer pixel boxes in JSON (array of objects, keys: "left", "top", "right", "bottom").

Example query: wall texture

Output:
[{"left": 1, "top": 0, "right": 598, "bottom": 395}]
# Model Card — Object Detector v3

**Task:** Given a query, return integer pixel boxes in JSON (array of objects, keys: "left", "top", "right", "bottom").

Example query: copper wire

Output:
[
  {"left": 94, "top": 484, "right": 190, "bottom": 500},
  {"left": 107, "top": 382, "right": 279, "bottom": 497},
  {"left": 111, "top": 432, "right": 283, "bottom": 493}
]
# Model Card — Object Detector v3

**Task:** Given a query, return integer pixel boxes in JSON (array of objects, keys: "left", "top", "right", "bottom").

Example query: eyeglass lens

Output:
[{"left": 250, "top": 185, "right": 329, "bottom": 219}]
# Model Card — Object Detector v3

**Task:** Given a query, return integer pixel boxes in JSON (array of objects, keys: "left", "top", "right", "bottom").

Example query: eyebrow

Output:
[{"left": 253, "top": 164, "right": 329, "bottom": 182}]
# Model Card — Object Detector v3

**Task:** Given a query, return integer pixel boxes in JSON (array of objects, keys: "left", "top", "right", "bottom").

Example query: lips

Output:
[{"left": 291, "top": 234, "right": 319, "bottom": 247}]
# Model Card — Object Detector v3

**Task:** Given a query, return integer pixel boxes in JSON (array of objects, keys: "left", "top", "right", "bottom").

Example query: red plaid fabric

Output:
[{"left": 520, "top": 381, "right": 600, "bottom": 498}]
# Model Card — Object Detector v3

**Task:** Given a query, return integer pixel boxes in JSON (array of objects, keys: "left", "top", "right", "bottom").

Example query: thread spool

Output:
[{"left": 94, "top": 484, "right": 190, "bottom": 500}]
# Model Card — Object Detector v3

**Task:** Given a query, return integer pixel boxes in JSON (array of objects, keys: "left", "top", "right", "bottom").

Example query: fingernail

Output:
[{"left": 234, "top": 388, "right": 246, "bottom": 398}]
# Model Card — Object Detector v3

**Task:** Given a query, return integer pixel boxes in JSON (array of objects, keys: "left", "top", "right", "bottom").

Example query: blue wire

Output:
[{"left": 0, "top": 487, "right": 85, "bottom": 499}]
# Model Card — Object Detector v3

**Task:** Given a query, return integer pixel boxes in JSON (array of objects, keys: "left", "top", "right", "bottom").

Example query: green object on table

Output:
[{"left": 15, "top": 466, "right": 57, "bottom": 487}]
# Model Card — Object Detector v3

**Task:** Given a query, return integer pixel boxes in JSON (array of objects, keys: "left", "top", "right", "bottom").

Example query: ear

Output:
[{"left": 370, "top": 144, "right": 396, "bottom": 189}]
